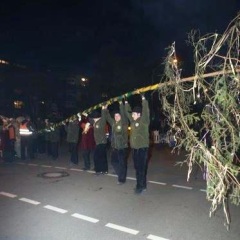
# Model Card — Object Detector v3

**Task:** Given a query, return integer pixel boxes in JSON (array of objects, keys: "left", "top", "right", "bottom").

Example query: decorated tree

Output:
[{"left": 159, "top": 14, "right": 240, "bottom": 229}]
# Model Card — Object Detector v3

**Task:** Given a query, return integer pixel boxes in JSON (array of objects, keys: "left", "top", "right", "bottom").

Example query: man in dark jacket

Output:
[
  {"left": 125, "top": 94, "right": 150, "bottom": 194},
  {"left": 64, "top": 118, "right": 80, "bottom": 165},
  {"left": 106, "top": 100, "right": 129, "bottom": 184},
  {"left": 90, "top": 108, "right": 108, "bottom": 175}
]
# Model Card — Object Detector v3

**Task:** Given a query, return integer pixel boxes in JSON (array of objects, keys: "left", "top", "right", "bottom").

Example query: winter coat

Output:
[
  {"left": 106, "top": 103, "right": 128, "bottom": 149},
  {"left": 65, "top": 121, "right": 80, "bottom": 144},
  {"left": 125, "top": 99, "right": 150, "bottom": 149},
  {"left": 92, "top": 109, "right": 107, "bottom": 145},
  {"left": 80, "top": 122, "right": 96, "bottom": 150}
]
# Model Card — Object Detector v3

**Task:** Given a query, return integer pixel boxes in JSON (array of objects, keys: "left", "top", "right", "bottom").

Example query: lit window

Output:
[
  {"left": 0, "top": 59, "right": 9, "bottom": 65},
  {"left": 14, "top": 101, "right": 24, "bottom": 109}
]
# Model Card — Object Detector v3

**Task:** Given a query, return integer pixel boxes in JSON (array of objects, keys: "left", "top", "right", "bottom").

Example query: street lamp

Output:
[{"left": 80, "top": 77, "right": 88, "bottom": 87}]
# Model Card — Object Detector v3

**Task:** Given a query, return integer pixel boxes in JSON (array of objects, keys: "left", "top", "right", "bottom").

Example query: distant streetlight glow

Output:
[
  {"left": 80, "top": 77, "right": 88, "bottom": 87},
  {"left": 14, "top": 100, "right": 24, "bottom": 109},
  {"left": 0, "top": 59, "right": 9, "bottom": 65}
]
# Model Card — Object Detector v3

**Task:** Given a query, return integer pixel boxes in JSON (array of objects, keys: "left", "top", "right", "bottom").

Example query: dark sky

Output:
[{"left": 0, "top": 0, "right": 239, "bottom": 88}]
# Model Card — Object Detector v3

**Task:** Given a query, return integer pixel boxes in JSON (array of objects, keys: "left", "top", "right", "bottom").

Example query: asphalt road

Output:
[{"left": 0, "top": 144, "right": 239, "bottom": 240}]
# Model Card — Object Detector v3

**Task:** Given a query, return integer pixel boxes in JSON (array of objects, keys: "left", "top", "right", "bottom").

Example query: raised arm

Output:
[
  {"left": 105, "top": 108, "right": 114, "bottom": 126},
  {"left": 124, "top": 99, "right": 133, "bottom": 122},
  {"left": 141, "top": 95, "right": 150, "bottom": 124},
  {"left": 119, "top": 101, "right": 128, "bottom": 124}
]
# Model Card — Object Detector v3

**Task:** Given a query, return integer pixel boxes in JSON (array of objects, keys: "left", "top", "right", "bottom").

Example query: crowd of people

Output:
[{"left": 0, "top": 95, "right": 150, "bottom": 194}]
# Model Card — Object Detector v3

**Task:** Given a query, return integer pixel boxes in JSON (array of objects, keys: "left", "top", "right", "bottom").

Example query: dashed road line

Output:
[
  {"left": 149, "top": 180, "right": 167, "bottom": 186},
  {"left": 126, "top": 177, "right": 136, "bottom": 181},
  {"left": 1, "top": 160, "right": 207, "bottom": 240},
  {"left": 11, "top": 162, "right": 206, "bottom": 193},
  {"left": 54, "top": 166, "right": 67, "bottom": 170},
  {"left": 107, "top": 173, "right": 118, "bottom": 177},
  {"left": 19, "top": 197, "right": 41, "bottom": 205},
  {"left": 69, "top": 168, "right": 83, "bottom": 172},
  {"left": 43, "top": 205, "right": 68, "bottom": 214},
  {"left": 41, "top": 165, "right": 52, "bottom": 168},
  {"left": 0, "top": 191, "right": 17, "bottom": 198},
  {"left": 1, "top": 189, "right": 170, "bottom": 240},
  {"left": 147, "top": 234, "right": 170, "bottom": 240},
  {"left": 28, "top": 163, "right": 38, "bottom": 166},
  {"left": 172, "top": 184, "right": 193, "bottom": 190},
  {"left": 71, "top": 213, "right": 99, "bottom": 223},
  {"left": 105, "top": 223, "right": 139, "bottom": 235}
]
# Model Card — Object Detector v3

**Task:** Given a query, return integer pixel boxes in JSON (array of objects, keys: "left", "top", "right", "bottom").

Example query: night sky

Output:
[{"left": 0, "top": 0, "right": 239, "bottom": 91}]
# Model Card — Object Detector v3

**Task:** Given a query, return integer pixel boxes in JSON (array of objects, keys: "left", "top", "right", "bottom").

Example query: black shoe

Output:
[
  {"left": 101, "top": 171, "right": 108, "bottom": 175},
  {"left": 134, "top": 188, "right": 143, "bottom": 194},
  {"left": 95, "top": 172, "right": 101, "bottom": 176},
  {"left": 134, "top": 187, "right": 146, "bottom": 194}
]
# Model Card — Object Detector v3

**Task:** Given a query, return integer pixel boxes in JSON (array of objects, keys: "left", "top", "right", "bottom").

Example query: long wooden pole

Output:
[{"left": 131, "top": 68, "right": 240, "bottom": 94}]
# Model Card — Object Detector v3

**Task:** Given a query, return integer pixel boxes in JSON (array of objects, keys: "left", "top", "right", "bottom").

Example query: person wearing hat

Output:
[
  {"left": 125, "top": 94, "right": 150, "bottom": 194},
  {"left": 105, "top": 100, "right": 129, "bottom": 184},
  {"left": 90, "top": 107, "right": 108, "bottom": 175}
]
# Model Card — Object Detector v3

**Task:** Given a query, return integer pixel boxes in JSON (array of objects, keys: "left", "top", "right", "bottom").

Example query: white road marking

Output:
[
  {"left": 107, "top": 174, "right": 118, "bottom": 177},
  {"left": 147, "top": 234, "right": 170, "bottom": 240},
  {"left": 200, "top": 189, "right": 206, "bottom": 192},
  {"left": 71, "top": 213, "right": 99, "bottom": 223},
  {"left": 43, "top": 205, "right": 68, "bottom": 213},
  {"left": 148, "top": 181, "right": 167, "bottom": 186},
  {"left": 0, "top": 191, "right": 17, "bottom": 198},
  {"left": 105, "top": 223, "right": 139, "bottom": 235},
  {"left": 28, "top": 163, "right": 38, "bottom": 166},
  {"left": 41, "top": 165, "right": 52, "bottom": 168},
  {"left": 87, "top": 170, "right": 95, "bottom": 173},
  {"left": 69, "top": 168, "right": 82, "bottom": 172},
  {"left": 19, "top": 198, "right": 40, "bottom": 205},
  {"left": 126, "top": 177, "right": 136, "bottom": 181},
  {"left": 172, "top": 184, "right": 193, "bottom": 190},
  {"left": 54, "top": 167, "right": 67, "bottom": 170}
]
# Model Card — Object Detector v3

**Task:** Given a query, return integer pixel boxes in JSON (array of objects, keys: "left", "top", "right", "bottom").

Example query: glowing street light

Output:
[{"left": 80, "top": 77, "right": 89, "bottom": 87}]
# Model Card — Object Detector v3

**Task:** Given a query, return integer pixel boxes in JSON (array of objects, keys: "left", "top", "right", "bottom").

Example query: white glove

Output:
[{"left": 77, "top": 113, "right": 81, "bottom": 121}]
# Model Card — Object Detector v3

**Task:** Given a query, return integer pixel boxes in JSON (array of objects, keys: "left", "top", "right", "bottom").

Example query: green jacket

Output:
[
  {"left": 65, "top": 121, "right": 80, "bottom": 143},
  {"left": 106, "top": 103, "right": 128, "bottom": 149},
  {"left": 125, "top": 99, "right": 150, "bottom": 149},
  {"left": 93, "top": 109, "right": 107, "bottom": 145}
]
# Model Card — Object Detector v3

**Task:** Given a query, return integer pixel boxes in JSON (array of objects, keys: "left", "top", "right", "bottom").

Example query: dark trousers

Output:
[
  {"left": 132, "top": 148, "right": 149, "bottom": 190},
  {"left": 111, "top": 148, "right": 128, "bottom": 183},
  {"left": 37, "top": 135, "right": 46, "bottom": 154},
  {"left": 82, "top": 149, "right": 94, "bottom": 169},
  {"left": 94, "top": 144, "right": 108, "bottom": 173},
  {"left": 3, "top": 139, "right": 15, "bottom": 162},
  {"left": 21, "top": 136, "right": 35, "bottom": 160},
  {"left": 46, "top": 140, "right": 52, "bottom": 156},
  {"left": 68, "top": 142, "right": 78, "bottom": 164},
  {"left": 51, "top": 142, "right": 59, "bottom": 160}
]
